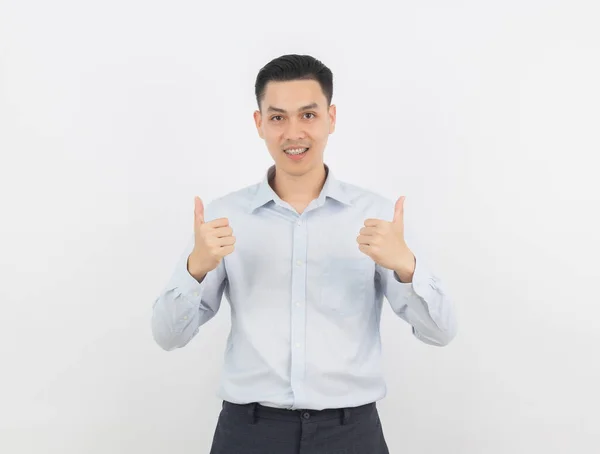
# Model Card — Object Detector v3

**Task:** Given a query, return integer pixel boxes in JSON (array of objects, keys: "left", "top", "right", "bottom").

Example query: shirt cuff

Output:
[
  {"left": 168, "top": 254, "right": 206, "bottom": 301},
  {"left": 393, "top": 255, "right": 437, "bottom": 301}
]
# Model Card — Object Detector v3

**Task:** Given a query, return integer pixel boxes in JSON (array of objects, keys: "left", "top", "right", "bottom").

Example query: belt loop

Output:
[
  {"left": 341, "top": 408, "right": 351, "bottom": 425},
  {"left": 247, "top": 403, "right": 257, "bottom": 424}
]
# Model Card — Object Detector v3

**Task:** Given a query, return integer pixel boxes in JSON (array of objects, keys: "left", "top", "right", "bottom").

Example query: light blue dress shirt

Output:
[{"left": 152, "top": 164, "right": 457, "bottom": 411}]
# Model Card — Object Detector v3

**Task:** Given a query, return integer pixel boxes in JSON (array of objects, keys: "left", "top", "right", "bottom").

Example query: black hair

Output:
[{"left": 254, "top": 54, "right": 333, "bottom": 110}]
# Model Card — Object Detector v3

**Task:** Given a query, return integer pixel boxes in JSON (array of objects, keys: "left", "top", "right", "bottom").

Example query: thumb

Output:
[
  {"left": 194, "top": 196, "right": 205, "bottom": 224},
  {"left": 393, "top": 196, "right": 405, "bottom": 224}
]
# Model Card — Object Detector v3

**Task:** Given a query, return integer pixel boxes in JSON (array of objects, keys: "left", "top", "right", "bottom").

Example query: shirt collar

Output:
[{"left": 248, "top": 164, "right": 352, "bottom": 213}]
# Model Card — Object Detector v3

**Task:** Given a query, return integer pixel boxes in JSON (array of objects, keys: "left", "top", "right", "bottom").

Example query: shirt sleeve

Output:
[
  {"left": 376, "top": 198, "right": 457, "bottom": 346},
  {"left": 151, "top": 234, "right": 228, "bottom": 351}
]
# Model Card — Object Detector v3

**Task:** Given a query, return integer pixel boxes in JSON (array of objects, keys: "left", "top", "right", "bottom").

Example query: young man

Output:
[{"left": 152, "top": 54, "right": 457, "bottom": 454}]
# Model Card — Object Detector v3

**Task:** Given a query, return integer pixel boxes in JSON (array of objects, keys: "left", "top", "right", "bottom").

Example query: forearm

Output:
[
  {"left": 151, "top": 288, "right": 205, "bottom": 351},
  {"left": 401, "top": 277, "right": 457, "bottom": 347},
  {"left": 151, "top": 244, "right": 223, "bottom": 351},
  {"left": 384, "top": 257, "right": 457, "bottom": 346}
]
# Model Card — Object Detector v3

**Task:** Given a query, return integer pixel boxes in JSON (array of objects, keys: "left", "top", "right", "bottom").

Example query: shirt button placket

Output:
[{"left": 290, "top": 216, "right": 308, "bottom": 405}]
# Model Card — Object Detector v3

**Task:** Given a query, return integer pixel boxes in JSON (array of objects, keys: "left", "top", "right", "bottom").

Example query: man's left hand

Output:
[{"left": 357, "top": 196, "right": 416, "bottom": 282}]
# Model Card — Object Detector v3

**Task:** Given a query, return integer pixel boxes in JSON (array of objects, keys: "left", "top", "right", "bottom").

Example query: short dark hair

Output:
[{"left": 254, "top": 54, "right": 333, "bottom": 110}]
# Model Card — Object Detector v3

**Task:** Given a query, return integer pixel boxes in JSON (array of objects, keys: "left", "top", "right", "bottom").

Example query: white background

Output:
[{"left": 1, "top": 1, "right": 599, "bottom": 453}]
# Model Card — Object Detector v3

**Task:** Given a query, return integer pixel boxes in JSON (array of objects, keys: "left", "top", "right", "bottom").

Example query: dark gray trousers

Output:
[{"left": 209, "top": 400, "right": 390, "bottom": 454}]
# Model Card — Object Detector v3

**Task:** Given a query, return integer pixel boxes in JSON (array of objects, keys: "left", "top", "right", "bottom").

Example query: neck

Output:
[{"left": 270, "top": 163, "right": 327, "bottom": 203}]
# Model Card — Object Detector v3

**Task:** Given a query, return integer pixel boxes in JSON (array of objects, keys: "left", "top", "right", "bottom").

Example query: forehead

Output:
[{"left": 261, "top": 79, "right": 327, "bottom": 109}]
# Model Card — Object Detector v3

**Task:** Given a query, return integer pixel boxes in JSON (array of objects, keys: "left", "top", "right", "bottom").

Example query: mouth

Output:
[{"left": 283, "top": 147, "right": 310, "bottom": 156}]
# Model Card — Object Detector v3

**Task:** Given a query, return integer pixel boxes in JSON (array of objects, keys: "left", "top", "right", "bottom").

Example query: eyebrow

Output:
[{"left": 266, "top": 103, "right": 319, "bottom": 114}]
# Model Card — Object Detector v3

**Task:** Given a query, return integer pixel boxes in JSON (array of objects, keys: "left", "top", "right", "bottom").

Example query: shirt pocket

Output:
[{"left": 319, "top": 256, "right": 372, "bottom": 317}]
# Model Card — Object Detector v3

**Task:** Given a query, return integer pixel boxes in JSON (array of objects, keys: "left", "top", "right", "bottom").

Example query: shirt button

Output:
[
  {"left": 296, "top": 260, "right": 302, "bottom": 266},
  {"left": 295, "top": 301, "right": 302, "bottom": 307},
  {"left": 302, "top": 412, "right": 310, "bottom": 419},
  {"left": 297, "top": 220, "right": 302, "bottom": 226},
  {"left": 295, "top": 342, "right": 301, "bottom": 348},
  {"left": 193, "top": 291, "right": 199, "bottom": 297},
  {"left": 183, "top": 316, "right": 188, "bottom": 320}
]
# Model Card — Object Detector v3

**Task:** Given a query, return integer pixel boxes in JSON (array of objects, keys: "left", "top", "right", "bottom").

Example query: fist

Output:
[{"left": 188, "top": 196, "right": 235, "bottom": 278}]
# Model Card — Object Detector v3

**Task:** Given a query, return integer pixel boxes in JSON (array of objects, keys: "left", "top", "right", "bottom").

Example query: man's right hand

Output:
[{"left": 187, "top": 196, "right": 236, "bottom": 281}]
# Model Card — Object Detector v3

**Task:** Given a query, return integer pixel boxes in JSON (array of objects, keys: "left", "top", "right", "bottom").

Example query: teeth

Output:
[{"left": 284, "top": 148, "right": 308, "bottom": 155}]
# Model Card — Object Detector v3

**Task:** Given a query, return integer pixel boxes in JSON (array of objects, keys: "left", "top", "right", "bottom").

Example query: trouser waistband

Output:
[{"left": 221, "top": 400, "right": 376, "bottom": 425}]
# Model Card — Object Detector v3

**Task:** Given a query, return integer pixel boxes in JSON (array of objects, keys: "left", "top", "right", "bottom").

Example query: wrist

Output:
[
  {"left": 187, "top": 251, "right": 209, "bottom": 281},
  {"left": 394, "top": 254, "right": 416, "bottom": 283}
]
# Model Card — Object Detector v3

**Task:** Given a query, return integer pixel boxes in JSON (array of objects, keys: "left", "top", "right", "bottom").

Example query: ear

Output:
[
  {"left": 328, "top": 104, "right": 337, "bottom": 134},
  {"left": 253, "top": 110, "right": 264, "bottom": 139}
]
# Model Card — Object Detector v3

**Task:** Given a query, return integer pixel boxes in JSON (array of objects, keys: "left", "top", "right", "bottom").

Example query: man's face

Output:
[{"left": 253, "top": 79, "right": 336, "bottom": 176}]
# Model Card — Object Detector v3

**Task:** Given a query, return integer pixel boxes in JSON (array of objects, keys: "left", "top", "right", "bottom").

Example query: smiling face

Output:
[{"left": 253, "top": 79, "right": 336, "bottom": 177}]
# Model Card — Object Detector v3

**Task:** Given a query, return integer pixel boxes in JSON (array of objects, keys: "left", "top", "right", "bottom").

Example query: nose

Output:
[{"left": 283, "top": 117, "right": 306, "bottom": 140}]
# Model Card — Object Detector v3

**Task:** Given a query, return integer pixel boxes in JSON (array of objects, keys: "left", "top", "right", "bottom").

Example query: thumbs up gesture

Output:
[
  {"left": 356, "top": 196, "right": 416, "bottom": 282},
  {"left": 187, "top": 197, "right": 236, "bottom": 280}
]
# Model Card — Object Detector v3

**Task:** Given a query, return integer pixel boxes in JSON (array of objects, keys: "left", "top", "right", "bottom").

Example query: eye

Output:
[
  {"left": 270, "top": 115, "right": 284, "bottom": 122},
  {"left": 303, "top": 112, "right": 316, "bottom": 119}
]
